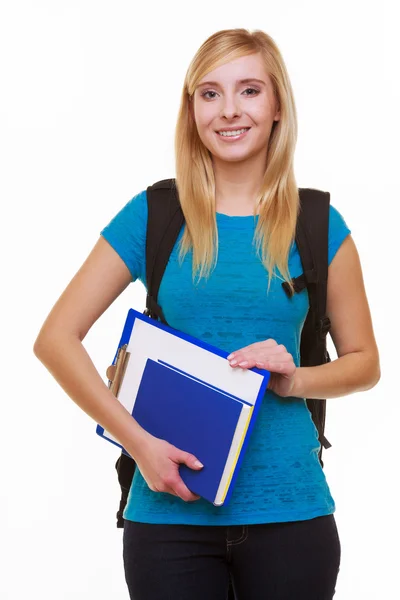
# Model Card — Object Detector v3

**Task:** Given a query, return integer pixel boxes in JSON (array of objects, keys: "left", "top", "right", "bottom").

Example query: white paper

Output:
[{"left": 103, "top": 317, "right": 265, "bottom": 444}]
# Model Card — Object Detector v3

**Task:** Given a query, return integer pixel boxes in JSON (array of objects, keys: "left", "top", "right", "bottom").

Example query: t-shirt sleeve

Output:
[
  {"left": 328, "top": 204, "right": 351, "bottom": 265},
  {"left": 100, "top": 189, "right": 148, "bottom": 283}
]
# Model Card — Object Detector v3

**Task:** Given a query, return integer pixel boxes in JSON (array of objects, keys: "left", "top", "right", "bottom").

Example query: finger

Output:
[
  {"left": 227, "top": 344, "right": 258, "bottom": 360},
  {"left": 149, "top": 479, "right": 179, "bottom": 496},
  {"left": 230, "top": 355, "right": 272, "bottom": 369},
  {"left": 228, "top": 340, "right": 278, "bottom": 365},
  {"left": 156, "top": 473, "right": 190, "bottom": 499},
  {"left": 257, "top": 346, "right": 288, "bottom": 361},
  {"left": 227, "top": 343, "right": 263, "bottom": 362},
  {"left": 261, "top": 360, "right": 296, "bottom": 376},
  {"left": 155, "top": 483, "right": 192, "bottom": 500},
  {"left": 173, "top": 479, "right": 201, "bottom": 502},
  {"left": 175, "top": 451, "right": 204, "bottom": 470},
  {"left": 170, "top": 451, "right": 203, "bottom": 501},
  {"left": 228, "top": 353, "right": 252, "bottom": 367},
  {"left": 254, "top": 349, "right": 292, "bottom": 364},
  {"left": 265, "top": 361, "right": 284, "bottom": 371},
  {"left": 163, "top": 487, "right": 179, "bottom": 497},
  {"left": 236, "top": 358, "right": 259, "bottom": 369},
  {"left": 255, "top": 360, "right": 269, "bottom": 369},
  {"left": 232, "top": 352, "right": 287, "bottom": 369}
]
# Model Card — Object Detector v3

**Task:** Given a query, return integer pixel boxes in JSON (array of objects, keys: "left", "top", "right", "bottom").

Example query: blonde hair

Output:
[{"left": 174, "top": 28, "right": 299, "bottom": 293}]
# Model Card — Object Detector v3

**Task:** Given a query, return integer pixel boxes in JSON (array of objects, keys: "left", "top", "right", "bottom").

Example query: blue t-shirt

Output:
[{"left": 100, "top": 189, "right": 351, "bottom": 526}]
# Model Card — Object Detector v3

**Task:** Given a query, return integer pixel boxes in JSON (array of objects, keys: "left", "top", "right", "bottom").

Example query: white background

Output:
[{"left": 1, "top": 1, "right": 398, "bottom": 598}]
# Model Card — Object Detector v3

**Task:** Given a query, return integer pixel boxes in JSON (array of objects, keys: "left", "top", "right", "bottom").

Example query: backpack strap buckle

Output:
[
  {"left": 145, "top": 294, "right": 168, "bottom": 325},
  {"left": 319, "top": 433, "right": 332, "bottom": 449},
  {"left": 282, "top": 268, "right": 318, "bottom": 298},
  {"left": 317, "top": 315, "right": 331, "bottom": 338},
  {"left": 282, "top": 273, "right": 307, "bottom": 297}
]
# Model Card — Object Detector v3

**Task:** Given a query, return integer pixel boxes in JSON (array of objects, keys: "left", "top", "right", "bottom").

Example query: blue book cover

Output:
[
  {"left": 133, "top": 358, "right": 245, "bottom": 504},
  {"left": 96, "top": 308, "right": 270, "bottom": 505}
]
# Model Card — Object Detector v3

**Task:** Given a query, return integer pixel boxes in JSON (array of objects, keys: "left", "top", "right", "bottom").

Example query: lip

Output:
[
  {"left": 215, "top": 127, "right": 251, "bottom": 142},
  {"left": 216, "top": 126, "right": 251, "bottom": 132}
]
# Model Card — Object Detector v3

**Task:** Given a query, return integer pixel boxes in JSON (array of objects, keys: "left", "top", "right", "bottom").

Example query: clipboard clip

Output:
[{"left": 106, "top": 344, "right": 131, "bottom": 397}]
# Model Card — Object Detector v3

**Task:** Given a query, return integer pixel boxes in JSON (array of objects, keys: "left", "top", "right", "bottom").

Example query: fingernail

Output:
[
  {"left": 238, "top": 361, "right": 248, "bottom": 367},
  {"left": 227, "top": 353, "right": 234, "bottom": 360},
  {"left": 194, "top": 460, "right": 204, "bottom": 468},
  {"left": 230, "top": 359, "right": 238, "bottom": 366}
]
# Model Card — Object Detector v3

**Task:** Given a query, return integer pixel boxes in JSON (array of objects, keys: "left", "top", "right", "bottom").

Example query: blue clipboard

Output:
[{"left": 96, "top": 308, "right": 270, "bottom": 505}]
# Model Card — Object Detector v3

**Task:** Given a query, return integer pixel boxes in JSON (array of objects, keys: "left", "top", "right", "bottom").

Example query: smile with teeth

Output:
[{"left": 217, "top": 128, "right": 250, "bottom": 137}]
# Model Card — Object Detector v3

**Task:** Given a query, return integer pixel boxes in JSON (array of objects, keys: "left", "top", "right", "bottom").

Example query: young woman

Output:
[{"left": 34, "top": 28, "right": 380, "bottom": 600}]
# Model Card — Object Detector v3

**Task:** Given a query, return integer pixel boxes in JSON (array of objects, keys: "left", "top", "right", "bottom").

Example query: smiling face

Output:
[{"left": 192, "top": 53, "right": 281, "bottom": 166}]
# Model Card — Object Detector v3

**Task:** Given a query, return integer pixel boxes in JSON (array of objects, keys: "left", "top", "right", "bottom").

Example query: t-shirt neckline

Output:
[{"left": 216, "top": 212, "right": 259, "bottom": 219}]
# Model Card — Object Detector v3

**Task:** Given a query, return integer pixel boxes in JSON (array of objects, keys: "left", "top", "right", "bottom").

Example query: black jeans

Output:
[{"left": 123, "top": 514, "right": 341, "bottom": 600}]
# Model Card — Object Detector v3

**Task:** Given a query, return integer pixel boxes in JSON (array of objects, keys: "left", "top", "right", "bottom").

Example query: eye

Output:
[
  {"left": 243, "top": 87, "right": 260, "bottom": 96},
  {"left": 200, "top": 90, "right": 218, "bottom": 99},
  {"left": 199, "top": 87, "right": 260, "bottom": 100}
]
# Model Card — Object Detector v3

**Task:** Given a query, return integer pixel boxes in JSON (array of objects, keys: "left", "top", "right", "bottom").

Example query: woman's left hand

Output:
[{"left": 227, "top": 339, "right": 297, "bottom": 398}]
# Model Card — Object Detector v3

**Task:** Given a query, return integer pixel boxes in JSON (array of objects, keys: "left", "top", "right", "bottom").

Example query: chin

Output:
[
  {"left": 212, "top": 147, "right": 259, "bottom": 164},
  {"left": 216, "top": 154, "right": 252, "bottom": 163}
]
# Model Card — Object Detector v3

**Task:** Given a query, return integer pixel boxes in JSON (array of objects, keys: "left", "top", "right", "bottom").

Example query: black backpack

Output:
[{"left": 113, "top": 178, "right": 332, "bottom": 529}]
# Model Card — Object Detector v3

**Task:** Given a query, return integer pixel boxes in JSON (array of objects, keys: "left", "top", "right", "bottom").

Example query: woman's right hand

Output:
[{"left": 130, "top": 433, "right": 204, "bottom": 502}]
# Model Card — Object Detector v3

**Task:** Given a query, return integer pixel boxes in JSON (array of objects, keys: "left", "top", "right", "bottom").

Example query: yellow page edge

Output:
[{"left": 220, "top": 406, "right": 254, "bottom": 504}]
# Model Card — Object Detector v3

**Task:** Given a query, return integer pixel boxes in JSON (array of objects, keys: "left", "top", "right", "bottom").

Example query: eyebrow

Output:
[{"left": 196, "top": 78, "right": 266, "bottom": 88}]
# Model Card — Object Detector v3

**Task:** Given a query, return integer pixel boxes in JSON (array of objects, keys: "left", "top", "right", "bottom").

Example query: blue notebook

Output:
[{"left": 96, "top": 309, "right": 270, "bottom": 506}]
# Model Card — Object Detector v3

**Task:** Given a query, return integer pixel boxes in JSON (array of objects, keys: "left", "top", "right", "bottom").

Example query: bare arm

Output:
[
  {"left": 34, "top": 236, "right": 202, "bottom": 501},
  {"left": 33, "top": 237, "right": 150, "bottom": 453},
  {"left": 227, "top": 234, "right": 380, "bottom": 399},
  {"left": 291, "top": 234, "right": 381, "bottom": 399}
]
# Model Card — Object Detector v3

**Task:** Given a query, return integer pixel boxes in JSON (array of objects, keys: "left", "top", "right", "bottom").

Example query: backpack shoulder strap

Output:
[
  {"left": 296, "top": 187, "right": 331, "bottom": 335},
  {"left": 290, "top": 188, "right": 332, "bottom": 460},
  {"left": 115, "top": 178, "right": 181, "bottom": 528},
  {"left": 145, "top": 178, "right": 182, "bottom": 324}
]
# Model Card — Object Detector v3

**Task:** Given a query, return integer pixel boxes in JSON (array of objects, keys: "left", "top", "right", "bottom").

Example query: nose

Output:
[{"left": 220, "top": 93, "right": 242, "bottom": 120}]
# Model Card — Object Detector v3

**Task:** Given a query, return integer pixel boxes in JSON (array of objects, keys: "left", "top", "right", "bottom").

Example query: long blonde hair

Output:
[{"left": 174, "top": 28, "right": 299, "bottom": 293}]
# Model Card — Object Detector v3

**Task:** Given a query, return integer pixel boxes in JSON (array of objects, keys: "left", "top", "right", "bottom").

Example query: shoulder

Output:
[
  {"left": 101, "top": 189, "right": 148, "bottom": 234},
  {"left": 329, "top": 203, "right": 348, "bottom": 228},
  {"left": 99, "top": 189, "right": 148, "bottom": 282},
  {"left": 118, "top": 189, "right": 148, "bottom": 219}
]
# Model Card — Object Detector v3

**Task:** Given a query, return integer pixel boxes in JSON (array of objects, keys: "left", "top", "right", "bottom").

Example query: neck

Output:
[{"left": 213, "top": 153, "right": 267, "bottom": 215}]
